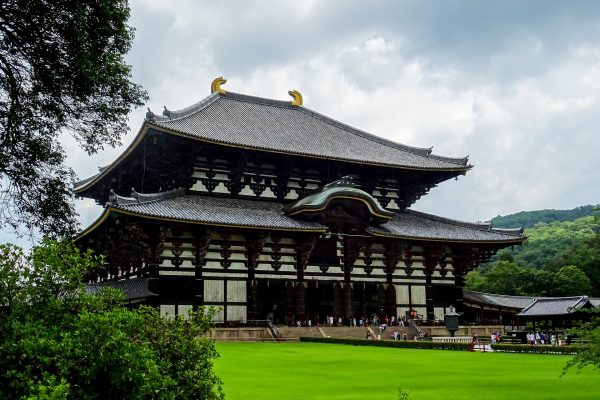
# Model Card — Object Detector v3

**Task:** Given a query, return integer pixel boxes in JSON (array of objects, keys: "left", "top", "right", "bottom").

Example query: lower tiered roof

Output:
[{"left": 80, "top": 187, "right": 525, "bottom": 244}]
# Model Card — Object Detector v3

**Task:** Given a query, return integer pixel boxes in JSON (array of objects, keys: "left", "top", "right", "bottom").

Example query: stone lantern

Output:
[{"left": 444, "top": 305, "right": 460, "bottom": 337}]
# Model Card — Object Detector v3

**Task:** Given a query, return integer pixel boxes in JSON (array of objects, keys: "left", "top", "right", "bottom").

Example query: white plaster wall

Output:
[
  {"left": 178, "top": 304, "right": 193, "bottom": 320},
  {"left": 395, "top": 284, "right": 410, "bottom": 304},
  {"left": 227, "top": 280, "right": 246, "bottom": 302},
  {"left": 227, "top": 306, "right": 247, "bottom": 322},
  {"left": 434, "top": 307, "right": 445, "bottom": 321},
  {"left": 160, "top": 304, "right": 175, "bottom": 317},
  {"left": 204, "top": 280, "right": 224, "bottom": 302},
  {"left": 411, "top": 285, "right": 426, "bottom": 305}
]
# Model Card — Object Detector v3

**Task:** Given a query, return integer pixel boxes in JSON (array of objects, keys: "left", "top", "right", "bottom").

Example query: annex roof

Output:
[
  {"left": 463, "top": 290, "right": 535, "bottom": 310},
  {"left": 79, "top": 189, "right": 524, "bottom": 245},
  {"left": 85, "top": 277, "right": 155, "bottom": 303},
  {"left": 517, "top": 296, "right": 592, "bottom": 317}
]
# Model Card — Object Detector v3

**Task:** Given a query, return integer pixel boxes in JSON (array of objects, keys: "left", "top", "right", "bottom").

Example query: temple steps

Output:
[{"left": 274, "top": 326, "right": 419, "bottom": 341}]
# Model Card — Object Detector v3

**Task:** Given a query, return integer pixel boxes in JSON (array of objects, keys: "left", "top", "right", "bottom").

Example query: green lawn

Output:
[{"left": 214, "top": 342, "right": 599, "bottom": 400}]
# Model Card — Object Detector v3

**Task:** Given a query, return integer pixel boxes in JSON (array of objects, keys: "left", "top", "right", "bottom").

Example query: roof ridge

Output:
[{"left": 149, "top": 92, "right": 221, "bottom": 122}]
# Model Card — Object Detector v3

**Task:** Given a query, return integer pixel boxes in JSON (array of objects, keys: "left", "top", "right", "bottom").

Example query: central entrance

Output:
[{"left": 254, "top": 280, "right": 397, "bottom": 325}]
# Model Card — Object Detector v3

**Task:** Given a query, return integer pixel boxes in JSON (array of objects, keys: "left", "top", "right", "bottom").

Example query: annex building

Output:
[{"left": 76, "top": 77, "right": 525, "bottom": 325}]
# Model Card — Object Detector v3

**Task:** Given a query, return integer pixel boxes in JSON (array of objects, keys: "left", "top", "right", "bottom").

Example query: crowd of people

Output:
[
  {"left": 526, "top": 331, "right": 571, "bottom": 346},
  {"left": 320, "top": 314, "right": 408, "bottom": 328}
]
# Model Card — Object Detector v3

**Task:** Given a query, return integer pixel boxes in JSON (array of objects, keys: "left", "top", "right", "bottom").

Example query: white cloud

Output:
[{"left": 63, "top": 1, "right": 600, "bottom": 234}]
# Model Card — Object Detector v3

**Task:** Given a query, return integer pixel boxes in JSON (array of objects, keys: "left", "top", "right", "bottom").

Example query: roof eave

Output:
[
  {"left": 151, "top": 123, "right": 473, "bottom": 173},
  {"left": 76, "top": 206, "right": 328, "bottom": 242},
  {"left": 73, "top": 123, "right": 152, "bottom": 195}
]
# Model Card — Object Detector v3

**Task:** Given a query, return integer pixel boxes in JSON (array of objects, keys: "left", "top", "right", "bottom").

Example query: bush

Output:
[{"left": 0, "top": 241, "right": 223, "bottom": 400}]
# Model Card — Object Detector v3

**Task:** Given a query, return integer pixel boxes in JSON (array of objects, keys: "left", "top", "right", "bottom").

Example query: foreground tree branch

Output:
[{"left": 0, "top": 0, "right": 147, "bottom": 237}]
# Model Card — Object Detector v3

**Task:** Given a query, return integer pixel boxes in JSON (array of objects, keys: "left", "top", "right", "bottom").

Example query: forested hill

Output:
[
  {"left": 491, "top": 205, "right": 599, "bottom": 229},
  {"left": 468, "top": 209, "right": 600, "bottom": 297}
]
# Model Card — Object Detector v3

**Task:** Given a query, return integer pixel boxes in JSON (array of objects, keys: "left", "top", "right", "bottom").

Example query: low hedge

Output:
[
  {"left": 490, "top": 343, "right": 589, "bottom": 355},
  {"left": 299, "top": 336, "right": 471, "bottom": 351},
  {"left": 299, "top": 337, "right": 591, "bottom": 354}
]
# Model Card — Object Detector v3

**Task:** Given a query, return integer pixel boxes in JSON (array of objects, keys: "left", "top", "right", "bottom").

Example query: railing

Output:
[
  {"left": 408, "top": 318, "right": 423, "bottom": 336},
  {"left": 432, "top": 336, "right": 472, "bottom": 343}
]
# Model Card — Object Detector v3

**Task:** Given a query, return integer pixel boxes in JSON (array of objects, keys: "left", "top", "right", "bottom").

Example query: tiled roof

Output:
[
  {"left": 78, "top": 189, "right": 525, "bottom": 243},
  {"left": 149, "top": 91, "right": 470, "bottom": 171},
  {"left": 463, "top": 290, "right": 535, "bottom": 309},
  {"left": 108, "top": 190, "right": 326, "bottom": 232},
  {"left": 367, "top": 210, "right": 525, "bottom": 243},
  {"left": 517, "top": 296, "right": 592, "bottom": 316},
  {"left": 86, "top": 277, "right": 155, "bottom": 302}
]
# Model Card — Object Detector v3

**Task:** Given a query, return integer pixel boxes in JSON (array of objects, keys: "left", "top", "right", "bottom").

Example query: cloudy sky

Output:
[{"left": 8, "top": 1, "right": 600, "bottom": 245}]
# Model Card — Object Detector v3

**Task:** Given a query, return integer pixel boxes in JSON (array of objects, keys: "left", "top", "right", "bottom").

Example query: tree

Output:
[
  {"left": 464, "top": 270, "right": 488, "bottom": 292},
  {"left": 564, "top": 309, "right": 600, "bottom": 375},
  {"left": 0, "top": 241, "right": 223, "bottom": 399},
  {"left": 482, "top": 261, "right": 524, "bottom": 295},
  {"left": 553, "top": 265, "right": 592, "bottom": 296},
  {"left": 0, "top": 0, "right": 147, "bottom": 237}
]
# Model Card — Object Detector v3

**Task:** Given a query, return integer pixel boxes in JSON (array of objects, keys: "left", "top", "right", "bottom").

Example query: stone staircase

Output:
[
  {"left": 274, "top": 325, "right": 325, "bottom": 341},
  {"left": 274, "top": 325, "right": 419, "bottom": 341}
]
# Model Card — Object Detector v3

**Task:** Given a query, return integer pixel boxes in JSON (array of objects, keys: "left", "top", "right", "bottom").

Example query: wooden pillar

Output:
[
  {"left": 145, "top": 224, "right": 164, "bottom": 294},
  {"left": 247, "top": 280, "right": 258, "bottom": 320},
  {"left": 453, "top": 261, "right": 466, "bottom": 315},
  {"left": 423, "top": 251, "right": 438, "bottom": 323},
  {"left": 344, "top": 283, "right": 353, "bottom": 321},
  {"left": 361, "top": 282, "right": 367, "bottom": 319},
  {"left": 377, "top": 284, "right": 386, "bottom": 316},
  {"left": 386, "top": 284, "right": 397, "bottom": 317},
  {"left": 285, "top": 281, "right": 294, "bottom": 325},
  {"left": 246, "top": 234, "right": 266, "bottom": 280},
  {"left": 192, "top": 228, "right": 210, "bottom": 309},
  {"left": 384, "top": 241, "right": 401, "bottom": 285},
  {"left": 342, "top": 235, "right": 360, "bottom": 283},
  {"left": 333, "top": 282, "right": 343, "bottom": 319},
  {"left": 296, "top": 235, "right": 317, "bottom": 282},
  {"left": 295, "top": 282, "right": 306, "bottom": 322}
]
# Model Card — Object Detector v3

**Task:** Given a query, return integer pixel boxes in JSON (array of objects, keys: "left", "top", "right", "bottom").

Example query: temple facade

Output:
[{"left": 75, "top": 77, "right": 525, "bottom": 324}]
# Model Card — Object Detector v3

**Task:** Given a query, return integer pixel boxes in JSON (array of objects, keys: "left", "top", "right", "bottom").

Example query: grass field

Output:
[{"left": 214, "top": 342, "right": 600, "bottom": 400}]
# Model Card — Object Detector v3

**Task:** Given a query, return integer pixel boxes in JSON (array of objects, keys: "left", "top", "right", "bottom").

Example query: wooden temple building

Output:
[{"left": 75, "top": 77, "right": 525, "bottom": 324}]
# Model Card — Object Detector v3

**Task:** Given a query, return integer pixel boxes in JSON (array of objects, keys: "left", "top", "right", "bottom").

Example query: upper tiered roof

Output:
[
  {"left": 148, "top": 90, "right": 470, "bottom": 171},
  {"left": 74, "top": 78, "right": 470, "bottom": 194}
]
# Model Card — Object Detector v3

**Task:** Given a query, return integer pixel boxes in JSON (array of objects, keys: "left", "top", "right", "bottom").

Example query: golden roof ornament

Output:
[
  {"left": 288, "top": 90, "right": 303, "bottom": 106},
  {"left": 211, "top": 76, "right": 227, "bottom": 94}
]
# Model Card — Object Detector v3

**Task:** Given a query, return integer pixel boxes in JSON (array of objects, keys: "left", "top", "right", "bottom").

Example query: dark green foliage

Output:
[
  {"left": 0, "top": 241, "right": 223, "bottom": 400},
  {"left": 469, "top": 212, "right": 600, "bottom": 296},
  {"left": 492, "top": 205, "right": 598, "bottom": 229},
  {"left": 0, "top": 0, "right": 148, "bottom": 237},
  {"left": 564, "top": 309, "right": 600, "bottom": 374}
]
